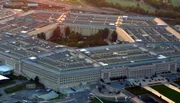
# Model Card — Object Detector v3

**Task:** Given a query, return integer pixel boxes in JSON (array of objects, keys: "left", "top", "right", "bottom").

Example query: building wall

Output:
[
  {"left": 0, "top": 54, "right": 21, "bottom": 75},
  {"left": 59, "top": 24, "right": 114, "bottom": 36},
  {"left": 116, "top": 27, "right": 135, "bottom": 43},
  {"left": 21, "top": 62, "right": 101, "bottom": 91},
  {"left": 58, "top": 70, "right": 101, "bottom": 89},
  {"left": 21, "top": 62, "right": 59, "bottom": 91},
  {"left": 2, "top": 53, "right": 177, "bottom": 91},
  {"left": 101, "top": 67, "right": 128, "bottom": 79},
  {"left": 28, "top": 23, "right": 58, "bottom": 40},
  {"left": 128, "top": 65, "right": 155, "bottom": 78}
]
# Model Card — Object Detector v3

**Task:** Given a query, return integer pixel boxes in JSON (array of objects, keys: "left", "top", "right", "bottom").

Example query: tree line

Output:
[
  {"left": 48, "top": 26, "right": 118, "bottom": 48},
  {"left": 85, "top": 0, "right": 180, "bottom": 19}
]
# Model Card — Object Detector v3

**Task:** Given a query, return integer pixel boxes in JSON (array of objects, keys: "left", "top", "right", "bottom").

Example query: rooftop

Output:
[
  {"left": 0, "top": 10, "right": 62, "bottom": 34},
  {"left": 122, "top": 26, "right": 179, "bottom": 42},
  {"left": 0, "top": 35, "right": 65, "bottom": 59},
  {"left": 60, "top": 13, "right": 119, "bottom": 28},
  {"left": 1, "top": 34, "right": 180, "bottom": 74}
]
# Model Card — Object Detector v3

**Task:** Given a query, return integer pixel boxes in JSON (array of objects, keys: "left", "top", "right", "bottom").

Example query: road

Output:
[
  {"left": 49, "top": 91, "right": 91, "bottom": 103},
  {"left": 28, "top": 0, "right": 122, "bottom": 14},
  {"left": 0, "top": 80, "right": 28, "bottom": 103}
]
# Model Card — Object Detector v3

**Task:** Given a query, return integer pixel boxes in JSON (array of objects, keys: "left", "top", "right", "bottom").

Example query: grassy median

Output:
[
  {"left": 0, "top": 80, "right": 16, "bottom": 88},
  {"left": 151, "top": 85, "right": 180, "bottom": 103},
  {"left": 4, "top": 83, "right": 26, "bottom": 94}
]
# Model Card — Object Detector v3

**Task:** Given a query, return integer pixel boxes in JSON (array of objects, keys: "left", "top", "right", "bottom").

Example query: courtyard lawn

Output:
[
  {"left": 151, "top": 85, "right": 180, "bottom": 103},
  {"left": 105, "top": 0, "right": 156, "bottom": 12},
  {"left": 126, "top": 86, "right": 148, "bottom": 95}
]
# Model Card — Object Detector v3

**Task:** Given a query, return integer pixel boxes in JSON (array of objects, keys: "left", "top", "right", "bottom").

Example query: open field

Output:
[
  {"left": 105, "top": 0, "right": 156, "bottom": 12},
  {"left": 151, "top": 85, "right": 180, "bottom": 103},
  {"left": 171, "top": 0, "right": 180, "bottom": 6},
  {"left": 53, "top": 0, "right": 81, "bottom": 5}
]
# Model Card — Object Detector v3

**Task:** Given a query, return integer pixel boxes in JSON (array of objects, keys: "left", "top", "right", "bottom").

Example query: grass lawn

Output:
[
  {"left": 151, "top": 85, "right": 180, "bottom": 103},
  {"left": 171, "top": 0, "right": 180, "bottom": 6},
  {"left": 4, "top": 83, "right": 26, "bottom": 94},
  {"left": 105, "top": 0, "right": 156, "bottom": 12},
  {"left": 53, "top": 0, "right": 81, "bottom": 5},
  {"left": 126, "top": 86, "right": 148, "bottom": 95},
  {"left": 0, "top": 80, "right": 16, "bottom": 88}
]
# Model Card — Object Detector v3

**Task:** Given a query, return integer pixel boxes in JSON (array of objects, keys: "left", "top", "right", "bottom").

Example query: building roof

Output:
[
  {"left": 0, "top": 35, "right": 65, "bottom": 60},
  {"left": 0, "top": 75, "right": 9, "bottom": 80},
  {"left": 0, "top": 65, "right": 13, "bottom": 72},
  {"left": 60, "top": 13, "right": 118, "bottom": 28}
]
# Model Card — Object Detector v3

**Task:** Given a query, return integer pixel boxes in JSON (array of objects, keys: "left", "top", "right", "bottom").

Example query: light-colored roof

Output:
[
  {"left": 0, "top": 75, "right": 9, "bottom": 80},
  {"left": 0, "top": 65, "right": 13, "bottom": 72}
]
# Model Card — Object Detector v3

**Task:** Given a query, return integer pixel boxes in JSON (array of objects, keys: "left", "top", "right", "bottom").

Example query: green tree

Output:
[
  {"left": 111, "top": 31, "right": 117, "bottom": 42},
  {"left": 34, "top": 76, "right": 39, "bottom": 84},
  {"left": 37, "top": 32, "right": 46, "bottom": 40},
  {"left": 65, "top": 26, "right": 70, "bottom": 37},
  {"left": 102, "top": 28, "right": 109, "bottom": 39},
  {"left": 53, "top": 26, "right": 61, "bottom": 38}
]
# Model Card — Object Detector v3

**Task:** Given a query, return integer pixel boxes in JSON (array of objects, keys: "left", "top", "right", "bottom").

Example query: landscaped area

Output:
[
  {"left": 126, "top": 86, "right": 148, "bottom": 95},
  {"left": 0, "top": 80, "right": 16, "bottom": 88},
  {"left": 151, "top": 85, "right": 180, "bottom": 103},
  {"left": 4, "top": 83, "right": 27, "bottom": 94},
  {"left": 50, "top": 93, "right": 65, "bottom": 100}
]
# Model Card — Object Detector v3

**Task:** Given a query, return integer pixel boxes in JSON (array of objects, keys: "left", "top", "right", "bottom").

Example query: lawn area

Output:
[
  {"left": 53, "top": 0, "right": 81, "bottom": 5},
  {"left": 0, "top": 80, "right": 16, "bottom": 88},
  {"left": 126, "top": 86, "right": 148, "bottom": 95},
  {"left": 105, "top": 0, "right": 156, "bottom": 12},
  {"left": 151, "top": 85, "right": 180, "bottom": 103},
  {"left": 171, "top": 0, "right": 180, "bottom": 6},
  {"left": 4, "top": 83, "right": 26, "bottom": 94}
]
